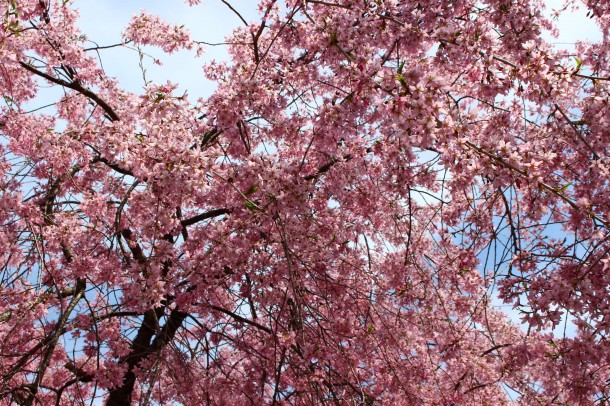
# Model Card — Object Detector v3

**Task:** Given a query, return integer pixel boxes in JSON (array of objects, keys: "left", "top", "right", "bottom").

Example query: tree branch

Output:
[
  {"left": 210, "top": 305, "right": 272, "bottom": 334},
  {"left": 180, "top": 208, "right": 232, "bottom": 227},
  {"left": 19, "top": 61, "right": 120, "bottom": 121},
  {"left": 24, "top": 278, "right": 86, "bottom": 406}
]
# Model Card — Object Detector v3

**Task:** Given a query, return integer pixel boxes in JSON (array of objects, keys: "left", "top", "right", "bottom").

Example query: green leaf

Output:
[
  {"left": 244, "top": 200, "right": 258, "bottom": 211},
  {"left": 397, "top": 61, "right": 405, "bottom": 75},
  {"left": 555, "top": 182, "right": 573, "bottom": 193},
  {"left": 396, "top": 74, "right": 407, "bottom": 89},
  {"left": 574, "top": 57, "right": 582, "bottom": 73},
  {"left": 244, "top": 183, "right": 259, "bottom": 196}
]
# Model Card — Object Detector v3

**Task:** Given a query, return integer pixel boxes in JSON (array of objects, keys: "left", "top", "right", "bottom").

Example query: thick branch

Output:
[
  {"left": 106, "top": 307, "right": 164, "bottom": 406},
  {"left": 180, "top": 208, "right": 232, "bottom": 227},
  {"left": 91, "top": 156, "right": 134, "bottom": 177},
  {"left": 19, "top": 61, "right": 120, "bottom": 121},
  {"left": 106, "top": 307, "right": 189, "bottom": 405},
  {"left": 120, "top": 229, "right": 147, "bottom": 264},
  {"left": 150, "top": 309, "right": 188, "bottom": 353}
]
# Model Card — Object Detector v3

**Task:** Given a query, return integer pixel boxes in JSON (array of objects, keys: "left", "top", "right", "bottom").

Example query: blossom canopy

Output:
[{"left": 1, "top": 0, "right": 610, "bottom": 404}]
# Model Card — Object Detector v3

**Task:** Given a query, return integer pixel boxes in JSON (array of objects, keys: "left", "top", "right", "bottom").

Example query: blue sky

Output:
[{"left": 75, "top": 0, "right": 260, "bottom": 99}]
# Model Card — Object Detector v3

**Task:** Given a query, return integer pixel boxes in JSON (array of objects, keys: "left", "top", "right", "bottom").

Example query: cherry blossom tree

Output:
[{"left": 1, "top": 0, "right": 610, "bottom": 404}]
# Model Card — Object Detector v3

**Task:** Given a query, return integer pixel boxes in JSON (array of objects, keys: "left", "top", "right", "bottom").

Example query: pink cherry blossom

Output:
[
  {"left": 123, "top": 11, "right": 194, "bottom": 53},
  {"left": 1, "top": 0, "right": 610, "bottom": 404}
]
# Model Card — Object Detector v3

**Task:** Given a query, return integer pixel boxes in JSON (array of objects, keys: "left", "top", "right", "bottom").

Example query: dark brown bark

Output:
[{"left": 105, "top": 308, "right": 187, "bottom": 406}]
